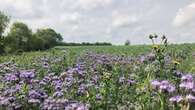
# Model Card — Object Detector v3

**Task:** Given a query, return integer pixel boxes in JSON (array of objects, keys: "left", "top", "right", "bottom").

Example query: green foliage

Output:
[
  {"left": 5, "top": 22, "right": 32, "bottom": 51},
  {"left": 0, "top": 11, "right": 63, "bottom": 54},
  {"left": 34, "top": 28, "right": 62, "bottom": 49},
  {"left": 28, "top": 34, "right": 44, "bottom": 50},
  {"left": 4, "top": 22, "right": 63, "bottom": 53},
  {"left": 0, "top": 11, "right": 9, "bottom": 37},
  {"left": 0, "top": 11, "right": 9, "bottom": 54}
]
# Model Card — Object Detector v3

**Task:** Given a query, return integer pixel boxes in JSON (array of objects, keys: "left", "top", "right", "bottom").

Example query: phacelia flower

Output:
[
  {"left": 186, "top": 94, "right": 195, "bottom": 102},
  {"left": 151, "top": 80, "right": 161, "bottom": 89},
  {"left": 169, "top": 96, "right": 183, "bottom": 103}
]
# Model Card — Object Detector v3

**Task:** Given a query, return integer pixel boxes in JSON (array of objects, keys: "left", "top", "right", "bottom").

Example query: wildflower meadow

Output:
[{"left": 0, "top": 35, "right": 195, "bottom": 110}]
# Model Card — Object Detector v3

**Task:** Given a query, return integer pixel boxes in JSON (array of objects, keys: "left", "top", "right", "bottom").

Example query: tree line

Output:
[
  {"left": 0, "top": 11, "right": 63, "bottom": 54},
  {"left": 57, "top": 42, "right": 112, "bottom": 46},
  {"left": 0, "top": 11, "right": 113, "bottom": 54}
]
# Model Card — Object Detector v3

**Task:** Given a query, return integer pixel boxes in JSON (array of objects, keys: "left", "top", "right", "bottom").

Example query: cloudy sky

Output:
[{"left": 0, "top": 0, "right": 195, "bottom": 44}]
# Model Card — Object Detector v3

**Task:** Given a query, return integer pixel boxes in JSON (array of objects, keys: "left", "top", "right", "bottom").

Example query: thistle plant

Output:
[{"left": 149, "top": 34, "right": 169, "bottom": 78}]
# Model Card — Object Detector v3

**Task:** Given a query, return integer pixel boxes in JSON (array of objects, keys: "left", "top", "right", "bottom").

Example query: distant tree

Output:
[
  {"left": 34, "top": 28, "right": 63, "bottom": 49},
  {"left": 57, "top": 42, "right": 112, "bottom": 46},
  {"left": 0, "top": 11, "right": 10, "bottom": 54},
  {"left": 29, "top": 34, "right": 44, "bottom": 50},
  {"left": 56, "top": 33, "right": 63, "bottom": 42},
  {"left": 125, "top": 40, "right": 131, "bottom": 46},
  {"left": 5, "top": 22, "right": 32, "bottom": 52}
]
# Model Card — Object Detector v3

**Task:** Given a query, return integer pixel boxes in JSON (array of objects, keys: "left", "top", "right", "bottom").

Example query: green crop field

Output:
[{"left": 0, "top": 42, "right": 195, "bottom": 110}]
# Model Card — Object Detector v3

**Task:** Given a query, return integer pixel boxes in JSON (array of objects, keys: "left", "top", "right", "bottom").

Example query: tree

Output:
[
  {"left": 0, "top": 11, "right": 9, "bottom": 37},
  {"left": 0, "top": 12, "right": 64, "bottom": 54},
  {"left": 34, "top": 28, "right": 63, "bottom": 49},
  {"left": 6, "top": 22, "right": 32, "bottom": 51},
  {"left": 0, "top": 11, "right": 9, "bottom": 54},
  {"left": 125, "top": 40, "right": 131, "bottom": 46},
  {"left": 29, "top": 34, "right": 44, "bottom": 50}
]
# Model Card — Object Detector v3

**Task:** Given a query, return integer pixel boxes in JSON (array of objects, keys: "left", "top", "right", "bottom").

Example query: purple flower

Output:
[
  {"left": 28, "top": 99, "right": 40, "bottom": 104},
  {"left": 42, "top": 76, "right": 51, "bottom": 83},
  {"left": 174, "top": 71, "right": 183, "bottom": 77},
  {"left": 151, "top": 80, "right": 175, "bottom": 93},
  {"left": 179, "top": 74, "right": 195, "bottom": 91},
  {"left": 65, "top": 76, "right": 74, "bottom": 87},
  {"left": 4, "top": 73, "right": 18, "bottom": 82},
  {"left": 186, "top": 94, "right": 195, "bottom": 102},
  {"left": 29, "top": 90, "right": 47, "bottom": 100},
  {"left": 167, "top": 85, "right": 176, "bottom": 93},
  {"left": 160, "top": 80, "right": 175, "bottom": 93},
  {"left": 139, "top": 56, "right": 146, "bottom": 63},
  {"left": 181, "top": 74, "right": 193, "bottom": 82},
  {"left": 169, "top": 96, "right": 183, "bottom": 103},
  {"left": 15, "top": 84, "right": 22, "bottom": 91},
  {"left": 151, "top": 80, "right": 161, "bottom": 89},
  {"left": 3, "top": 86, "right": 20, "bottom": 95},
  {"left": 96, "top": 94, "right": 103, "bottom": 100},
  {"left": 77, "top": 70, "right": 85, "bottom": 77},
  {"left": 19, "top": 69, "right": 35, "bottom": 79},
  {"left": 78, "top": 84, "right": 87, "bottom": 95},
  {"left": 76, "top": 105, "right": 88, "bottom": 110},
  {"left": 53, "top": 91, "right": 64, "bottom": 98},
  {"left": 55, "top": 85, "right": 62, "bottom": 91},
  {"left": 179, "top": 82, "right": 194, "bottom": 90},
  {"left": 67, "top": 68, "right": 75, "bottom": 74},
  {"left": 91, "top": 75, "right": 99, "bottom": 84},
  {"left": 31, "top": 79, "right": 40, "bottom": 84},
  {"left": 39, "top": 81, "right": 47, "bottom": 85},
  {"left": 42, "top": 62, "right": 49, "bottom": 68},
  {"left": 0, "top": 97, "right": 10, "bottom": 106},
  {"left": 127, "top": 79, "right": 136, "bottom": 85},
  {"left": 29, "top": 90, "right": 41, "bottom": 99},
  {"left": 52, "top": 80, "right": 63, "bottom": 91}
]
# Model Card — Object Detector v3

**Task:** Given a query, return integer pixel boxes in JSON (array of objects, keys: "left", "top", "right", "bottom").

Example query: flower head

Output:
[
  {"left": 169, "top": 96, "right": 183, "bottom": 103},
  {"left": 181, "top": 74, "right": 193, "bottom": 82},
  {"left": 186, "top": 94, "right": 195, "bottom": 102},
  {"left": 151, "top": 80, "right": 161, "bottom": 89}
]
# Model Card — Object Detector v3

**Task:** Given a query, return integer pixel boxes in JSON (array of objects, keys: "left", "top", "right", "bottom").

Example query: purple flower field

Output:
[{"left": 0, "top": 36, "right": 195, "bottom": 110}]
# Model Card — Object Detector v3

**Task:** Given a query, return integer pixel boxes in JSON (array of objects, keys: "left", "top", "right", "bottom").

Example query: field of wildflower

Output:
[{"left": 0, "top": 35, "right": 195, "bottom": 110}]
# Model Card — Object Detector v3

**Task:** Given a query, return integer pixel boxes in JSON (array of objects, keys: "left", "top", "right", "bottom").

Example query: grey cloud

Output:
[{"left": 0, "top": 0, "right": 195, "bottom": 44}]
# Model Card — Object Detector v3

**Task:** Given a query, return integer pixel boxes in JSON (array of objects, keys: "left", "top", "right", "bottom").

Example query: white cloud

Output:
[
  {"left": 173, "top": 2, "right": 195, "bottom": 27},
  {"left": 59, "top": 12, "right": 81, "bottom": 23},
  {"left": 112, "top": 11, "right": 138, "bottom": 28},
  {"left": 73, "top": 0, "right": 113, "bottom": 10},
  {"left": 0, "top": 0, "right": 47, "bottom": 19},
  {"left": 0, "top": 0, "right": 32, "bottom": 10}
]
